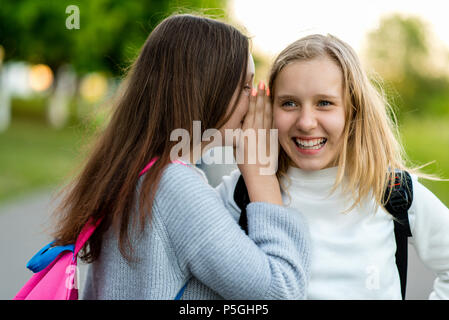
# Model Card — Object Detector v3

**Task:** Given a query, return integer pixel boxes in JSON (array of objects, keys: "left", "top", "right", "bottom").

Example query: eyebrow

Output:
[{"left": 277, "top": 93, "right": 340, "bottom": 100}]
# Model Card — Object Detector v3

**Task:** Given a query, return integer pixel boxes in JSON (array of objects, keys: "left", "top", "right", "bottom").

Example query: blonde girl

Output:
[{"left": 219, "top": 34, "right": 449, "bottom": 299}]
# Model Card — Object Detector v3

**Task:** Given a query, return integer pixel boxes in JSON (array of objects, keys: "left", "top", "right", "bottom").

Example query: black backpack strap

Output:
[
  {"left": 234, "top": 175, "right": 250, "bottom": 235},
  {"left": 383, "top": 170, "right": 413, "bottom": 300}
]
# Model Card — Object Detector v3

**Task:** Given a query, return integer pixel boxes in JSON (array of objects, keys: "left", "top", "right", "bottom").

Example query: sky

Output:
[{"left": 230, "top": 0, "right": 449, "bottom": 58}]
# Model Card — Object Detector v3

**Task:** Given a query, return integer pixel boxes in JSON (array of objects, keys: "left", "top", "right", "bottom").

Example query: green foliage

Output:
[
  {"left": 399, "top": 116, "right": 449, "bottom": 207},
  {"left": 0, "top": 0, "right": 227, "bottom": 75},
  {"left": 0, "top": 118, "right": 91, "bottom": 204},
  {"left": 364, "top": 14, "right": 449, "bottom": 117},
  {"left": 10, "top": 96, "right": 48, "bottom": 121},
  {"left": 11, "top": 96, "right": 81, "bottom": 125}
]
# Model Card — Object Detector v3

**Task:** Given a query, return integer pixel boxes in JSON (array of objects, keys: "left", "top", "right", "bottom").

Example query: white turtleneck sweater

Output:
[{"left": 216, "top": 166, "right": 449, "bottom": 300}]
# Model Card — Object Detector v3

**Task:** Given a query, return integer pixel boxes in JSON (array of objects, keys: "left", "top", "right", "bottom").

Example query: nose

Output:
[{"left": 296, "top": 106, "right": 317, "bottom": 132}]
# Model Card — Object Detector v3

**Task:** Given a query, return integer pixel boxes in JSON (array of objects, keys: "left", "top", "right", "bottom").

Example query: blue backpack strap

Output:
[
  {"left": 174, "top": 279, "right": 190, "bottom": 300},
  {"left": 26, "top": 241, "right": 75, "bottom": 273},
  {"left": 383, "top": 170, "right": 413, "bottom": 300}
]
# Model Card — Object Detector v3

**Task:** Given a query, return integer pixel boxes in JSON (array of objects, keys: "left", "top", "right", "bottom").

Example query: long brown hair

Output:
[{"left": 52, "top": 14, "right": 249, "bottom": 262}]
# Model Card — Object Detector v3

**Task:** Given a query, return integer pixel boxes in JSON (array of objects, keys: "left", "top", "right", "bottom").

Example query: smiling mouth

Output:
[{"left": 293, "top": 137, "right": 327, "bottom": 150}]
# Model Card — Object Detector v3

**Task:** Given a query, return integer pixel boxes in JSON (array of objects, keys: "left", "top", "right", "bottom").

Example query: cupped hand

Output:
[{"left": 236, "top": 81, "right": 281, "bottom": 204}]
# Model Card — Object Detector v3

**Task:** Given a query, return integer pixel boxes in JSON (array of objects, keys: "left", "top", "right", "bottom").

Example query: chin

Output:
[
  {"left": 290, "top": 158, "right": 330, "bottom": 171},
  {"left": 297, "top": 164, "right": 323, "bottom": 171}
]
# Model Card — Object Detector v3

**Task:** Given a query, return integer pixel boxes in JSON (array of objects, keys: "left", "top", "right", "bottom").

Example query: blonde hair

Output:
[{"left": 269, "top": 34, "right": 431, "bottom": 211}]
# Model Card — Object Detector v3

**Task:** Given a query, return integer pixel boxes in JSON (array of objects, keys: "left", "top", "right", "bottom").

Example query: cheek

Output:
[
  {"left": 332, "top": 112, "right": 346, "bottom": 140},
  {"left": 233, "top": 94, "right": 249, "bottom": 123},
  {"left": 274, "top": 109, "right": 294, "bottom": 138},
  {"left": 223, "top": 98, "right": 248, "bottom": 129},
  {"left": 239, "top": 98, "right": 250, "bottom": 119},
  {"left": 322, "top": 110, "right": 346, "bottom": 146}
]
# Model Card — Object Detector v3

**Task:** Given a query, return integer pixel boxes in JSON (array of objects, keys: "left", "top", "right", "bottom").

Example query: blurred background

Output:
[{"left": 0, "top": 0, "right": 448, "bottom": 299}]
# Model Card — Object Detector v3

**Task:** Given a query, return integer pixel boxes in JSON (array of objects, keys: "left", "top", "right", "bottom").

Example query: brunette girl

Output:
[{"left": 51, "top": 14, "right": 310, "bottom": 300}]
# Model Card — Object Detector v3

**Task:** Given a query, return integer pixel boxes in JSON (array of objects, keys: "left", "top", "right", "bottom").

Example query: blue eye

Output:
[
  {"left": 318, "top": 100, "right": 332, "bottom": 107},
  {"left": 281, "top": 101, "right": 297, "bottom": 108}
]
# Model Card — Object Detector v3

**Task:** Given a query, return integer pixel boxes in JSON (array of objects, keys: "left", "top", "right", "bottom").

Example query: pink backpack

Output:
[
  {"left": 13, "top": 158, "right": 187, "bottom": 300},
  {"left": 13, "top": 217, "right": 102, "bottom": 300}
]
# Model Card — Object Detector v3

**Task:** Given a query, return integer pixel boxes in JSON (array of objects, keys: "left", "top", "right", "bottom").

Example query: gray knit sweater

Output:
[{"left": 82, "top": 162, "right": 310, "bottom": 300}]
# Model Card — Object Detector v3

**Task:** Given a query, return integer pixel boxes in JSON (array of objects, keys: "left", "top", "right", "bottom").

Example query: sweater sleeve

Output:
[
  {"left": 408, "top": 176, "right": 449, "bottom": 300},
  {"left": 154, "top": 163, "right": 310, "bottom": 300}
]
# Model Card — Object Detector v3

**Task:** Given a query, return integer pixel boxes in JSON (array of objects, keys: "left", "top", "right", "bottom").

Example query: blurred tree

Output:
[
  {"left": 363, "top": 14, "right": 449, "bottom": 117},
  {"left": 0, "top": 0, "right": 227, "bottom": 76}
]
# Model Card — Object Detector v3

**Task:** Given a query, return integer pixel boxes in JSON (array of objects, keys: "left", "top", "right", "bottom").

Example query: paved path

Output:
[
  {"left": 0, "top": 183, "right": 437, "bottom": 300},
  {"left": 0, "top": 189, "right": 88, "bottom": 300}
]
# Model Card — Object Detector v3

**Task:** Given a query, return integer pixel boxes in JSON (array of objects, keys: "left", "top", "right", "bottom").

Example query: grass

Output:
[
  {"left": 0, "top": 115, "right": 448, "bottom": 208},
  {"left": 0, "top": 118, "right": 93, "bottom": 205},
  {"left": 399, "top": 116, "right": 449, "bottom": 207}
]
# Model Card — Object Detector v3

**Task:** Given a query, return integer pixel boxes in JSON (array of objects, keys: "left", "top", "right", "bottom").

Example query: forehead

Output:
[{"left": 275, "top": 57, "right": 343, "bottom": 97}]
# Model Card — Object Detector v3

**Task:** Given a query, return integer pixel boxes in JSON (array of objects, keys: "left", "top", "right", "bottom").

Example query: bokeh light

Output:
[
  {"left": 79, "top": 72, "right": 108, "bottom": 103},
  {"left": 28, "top": 64, "right": 53, "bottom": 92}
]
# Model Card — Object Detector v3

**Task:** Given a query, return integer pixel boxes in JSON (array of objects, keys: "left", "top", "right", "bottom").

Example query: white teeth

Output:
[{"left": 295, "top": 138, "right": 326, "bottom": 148}]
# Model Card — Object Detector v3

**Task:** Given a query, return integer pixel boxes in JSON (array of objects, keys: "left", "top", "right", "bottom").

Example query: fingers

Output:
[
  {"left": 254, "top": 81, "right": 266, "bottom": 129},
  {"left": 242, "top": 80, "right": 270, "bottom": 130},
  {"left": 242, "top": 87, "right": 257, "bottom": 130},
  {"left": 263, "top": 87, "right": 272, "bottom": 129},
  {"left": 237, "top": 80, "right": 276, "bottom": 177}
]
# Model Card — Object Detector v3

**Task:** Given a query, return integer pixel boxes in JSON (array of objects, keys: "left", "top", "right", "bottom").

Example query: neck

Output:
[{"left": 287, "top": 165, "right": 339, "bottom": 183}]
